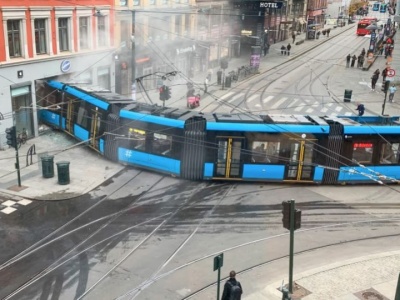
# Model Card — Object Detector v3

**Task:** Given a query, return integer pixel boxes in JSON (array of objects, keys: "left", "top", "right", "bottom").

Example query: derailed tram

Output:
[{"left": 38, "top": 80, "right": 400, "bottom": 185}]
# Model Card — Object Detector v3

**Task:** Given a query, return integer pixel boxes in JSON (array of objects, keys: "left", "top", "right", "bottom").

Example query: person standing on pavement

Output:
[
  {"left": 371, "top": 69, "right": 380, "bottom": 91},
  {"left": 389, "top": 85, "right": 397, "bottom": 102},
  {"left": 281, "top": 45, "right": 286, "bottom": 55},
  {"left": 361, "top": 48, "right": 366, "bottom": 57},
  {"left": 286, "top": 43, "right": 291, "bottom": 56},
  {"left": 357, "top": 54, "right": 363, "bottom": 68},
  {"left": 351, "top": 55, "right": 357, "bottom": 67},
  {"left": 346, "top": 54, "right": 351, "bottom": 68},
  {"left": 292, "top": 32, "right": 296, "bottom": 44},
  {"left": 326, "top": 28, "right": 331, "bottom": 37},
  {"left": 204, "top": 76, "right": 209, "bottom": 94},
  {"left": 382, "top": 68, "right": 388, "bottom": 83},
  {"left": 221, "top": 271, "right": 243, "bottom": 300}
]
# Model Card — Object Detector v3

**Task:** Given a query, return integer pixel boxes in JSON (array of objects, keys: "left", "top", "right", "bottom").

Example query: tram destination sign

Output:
[{"left": 260, "top": 1, "right": 283, "bottom": 8}]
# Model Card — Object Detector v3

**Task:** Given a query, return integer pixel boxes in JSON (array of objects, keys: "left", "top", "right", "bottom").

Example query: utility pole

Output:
[{"left": 382, "top": 80, "right": 390, "bottom": 115}]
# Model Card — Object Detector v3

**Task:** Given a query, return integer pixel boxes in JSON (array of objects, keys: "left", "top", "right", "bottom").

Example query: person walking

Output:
[
  {"left": 371, "top": 69, "right": 380, "bottom": 91},
  {"left": 361, "top": 48, "right": 366, "bottom": 57},
  {"left": 389, "top": 85, "right": 397, "bottom": 102},
  {"left": 357, "top": 54, "right": 363, "bottom": 68},
  {"left": 286, "top": 43, "right": 291, "bottom": 56},
  {"left": 292, "top": 32, "right": 296, "bottom": 44},
  {"left": 281, "top": 45, "right": 286, "bottom": 55},
  {"left": 356, "top": 103, "right": 365, "bottom": 116},
  {"left": 351, "top": 54, "right": 357, "bottom": 67},
  {"left": 204, "top": 76, "right": 209, "bottom": 94},
  {"left": 346, "top": 54, "right": 351, "bottom": 68},
  {"left": 221, "top": 271, "right": 243, "bottom": 300},
  {"left": 382, "top": 68, "right": 388, "bottom": 83},
  {"left": 327, "top": 28, "right": 331, "bottom": 37}
]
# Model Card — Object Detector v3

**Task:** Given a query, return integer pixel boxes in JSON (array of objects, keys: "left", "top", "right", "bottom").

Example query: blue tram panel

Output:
[{"left": 39, "top": 80, "right": 400, "bottom": 185}]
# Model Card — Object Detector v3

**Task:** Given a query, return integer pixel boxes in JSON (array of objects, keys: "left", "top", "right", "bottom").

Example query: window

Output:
[
  {"left": 251, "top": 141, "right": 280, "bottom": 163},
  {"left": 34, "top": 19, "right": 47, "bottom": 54},
  {"left": 7, "top": 20, "right": 21, "bottom": 58},
  {"left": 120, "top": 0, "right": 128, "bottom": 5},
  {"left": 127, "top": 128, "right": 146, "bottom": 150},
  {"left": 133, "top": 0, "right": 140, "bottom": 6},
  {"left": 352, "top": 142, "right": 373, "bottom": 164},
  {"left": 149, "top": 0, "right": 156, "bottom": 4},
  {"left": 58, "top": 18, "right": 69, "bottom": 51},
  {"left": 79, "top": 17, "right": 89, "bottom": 49},
  {"left": 97, "top": 16, "right": 106, "bottom": 47},
  {"left": 380, "top": 142, "right": 399, "bottom": 164},
  {"left": 153, "top": 133, "right": 172, "bottom": 155}
]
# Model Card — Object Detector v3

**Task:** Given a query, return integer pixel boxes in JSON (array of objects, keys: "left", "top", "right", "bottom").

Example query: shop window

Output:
[
  {"left": 380, "top": 142, "right": 399, "bottom": 164},
  {"left": 352, "top": 142, "right": 373, "bottom": 164},
  {"left": 153, "top": 133, "right": 172, "bottom": 156},
  {"left": 7, "top": 20, "right": 22, "bottom": 58}
]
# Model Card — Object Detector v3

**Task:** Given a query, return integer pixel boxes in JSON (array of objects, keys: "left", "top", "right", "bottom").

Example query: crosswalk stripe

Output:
[
  {"left": 305, "top": 108, "right": 314, "bottom": 113},
  {"left": 321, "top": 107, "right": 328, "bottom": 113},
  {"left": 263, "top": 96, "right": 274, "bottom": 103},
  {"left": 270, "top": 97, "right": 288, "bottom": 109},
  {"left": 220, "top": 92, "right": 234, "bottom": 100},
  {"left": 228, "top": 94, "right": 244, "bottom": 103},
  {"left": 294, "top": 105, "right": 303, "bottom": 112},
  {"left": 327, "top": 103, "right": 333, "bottom": 107},
  {"left": 335, "top": 106, "right": 343, "bottom": 112},
  {"left": 312, "top": 101, "right": 319, "bottom": 107},
  {"left": 247, "top": 94, "right": 259, "bottom": 103},
  {"left": 344, "top": 112, "right": 353, "bottom": 116}
]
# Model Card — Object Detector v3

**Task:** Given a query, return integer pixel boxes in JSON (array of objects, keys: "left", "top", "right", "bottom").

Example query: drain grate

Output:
[{"left": 354, "top": 288, "right": 390, "bottom": 300}]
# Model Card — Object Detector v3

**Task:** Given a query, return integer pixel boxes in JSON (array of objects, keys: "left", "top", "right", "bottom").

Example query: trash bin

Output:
[
  {"left": 56, "top": 161, "right": 70, "bottom": 185},
  {"left": 225, "top": 75, "right": 231, "bottom": 88},
  {"left": 217, "top": 70, "right": 222, "bottom": 85},
  {"left": 344, "top": 89, "right": 352, "bottom": 102},
  {"left": 41, "top": 155, "right": 54, "bottom": 178}
]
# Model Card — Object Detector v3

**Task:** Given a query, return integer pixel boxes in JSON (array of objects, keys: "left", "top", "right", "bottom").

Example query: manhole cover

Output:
[{"left": 354, "top": 288, "right": 389, "bottom": 300}]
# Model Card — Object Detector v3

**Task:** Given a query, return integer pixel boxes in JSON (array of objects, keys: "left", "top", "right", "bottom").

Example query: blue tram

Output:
[{"left": 39, "top": 81, "right": 400, "bottom": 184}]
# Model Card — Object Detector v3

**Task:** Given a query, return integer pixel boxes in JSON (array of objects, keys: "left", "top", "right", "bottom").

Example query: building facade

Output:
[{"left": 0, "top": 0, "right": 115, "bottom": 149}]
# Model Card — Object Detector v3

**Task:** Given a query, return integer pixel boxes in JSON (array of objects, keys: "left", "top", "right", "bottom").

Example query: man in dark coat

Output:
[
  {"left": 281, "top": 45, "right": 286, "bottom": 55},
  {"left": 346, "top": 54, "right": 351, "bottom": 68},
  {"left": 292, "top": 32, "right": 296, "bottom": 44},
  {"left": 222, "top": 270, "right": 243, "bottom": 300},
  {"left": 371, "top": 69, "right": 380, "bottom": 91},
  {"left": 351, "top": 54, "right": 357, "bottom": 67},
  {"left": 286, "top": 43, "right": 291, "bottom": 55}
]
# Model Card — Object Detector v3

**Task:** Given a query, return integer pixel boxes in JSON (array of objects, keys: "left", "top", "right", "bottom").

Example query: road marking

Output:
[
  {"left": 305, "top": 108, "right": 314, "bottom": 113},
  {"left": 220, "top": 92, "right": 234, "bottom": 100},
  {"left": 335, "top": 106, "right": 343, "bottom": 112},
  {"left": 327, "top": 103, "right": 333, "bottom": 107},
  {"left": 344, "top": 112, "right": 353, "bottom": 116},
  {"left": 312, "top": 101, "right": 319, "bottom": 107},
  {"left": 228, "top": 93, "right": 244, "bottom": 103},
  {"left": 270, "top": 97, "right": 288, "bottom": 109},
  {"left": 294, "top": 105, "right": 303, "bottom": 112},
  {"left": 263, "top": 95, "right": 274, "bottom": 103},
  {"left": 321, "top": 107, "right": 328, "bottom": 113},
  {"left": 247, "top": 94, "right": 259, "bottom": 103}
]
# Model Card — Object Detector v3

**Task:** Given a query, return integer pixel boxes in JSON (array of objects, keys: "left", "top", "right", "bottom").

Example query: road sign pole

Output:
[
  {"left": 213, "top": 253, "right": 224, "bottom": 300},
  {"left": 289, "top": 200, "right": 295, "bottom": 293},
  {"left": 395, "top": 272, "right": 400, "bottom": 300}
]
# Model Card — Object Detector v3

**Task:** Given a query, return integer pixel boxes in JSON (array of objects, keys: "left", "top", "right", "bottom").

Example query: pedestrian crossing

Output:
[
  {"left": 217, "top": 92, "right": 354, "bottom": 116},
  {"left": 0, "top": 198, "right": 32, "bottom": 215}
]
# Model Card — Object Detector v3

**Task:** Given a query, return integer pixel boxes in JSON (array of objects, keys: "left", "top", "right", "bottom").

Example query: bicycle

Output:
[{"left": 17, "top": 128, "right": 27, "bottom": 149}]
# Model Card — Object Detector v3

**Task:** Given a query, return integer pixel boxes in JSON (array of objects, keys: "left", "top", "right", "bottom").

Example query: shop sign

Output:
[
  {"left": 60, "top": 60, "right": 71, "bottom": 73},
  {"left": 260, "top": 2, "right": 283, "bottom": 8},
  {"left": 176, "top": 45, "right": 195, "bottom": 55},
  {"left": 241, "top": 30, "right": 253, "bottom": 36}
]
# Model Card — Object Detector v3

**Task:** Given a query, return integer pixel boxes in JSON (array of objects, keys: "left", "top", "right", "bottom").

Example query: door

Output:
[
  {"left": 285, "top": 140, "right": 315, "bottom": 181},
  {"left": 215, "top": 137, "right": 243, "bottom": 179},
  {"left": 90, "top": 108, "right": 101, "bottom": 150}
]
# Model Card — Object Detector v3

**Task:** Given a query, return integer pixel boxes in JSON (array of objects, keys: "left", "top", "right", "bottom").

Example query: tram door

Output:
[
  {"left": 215, "top": 137, "right": 243, "bottom": 179},
  {"left": 285, "top": 140, "right": 315, "bottom": 181},
  {"left": 89, "top": 108, "right": 101, "bottom": 150}
]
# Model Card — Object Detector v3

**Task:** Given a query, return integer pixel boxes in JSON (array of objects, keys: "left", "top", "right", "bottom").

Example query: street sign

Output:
[{"left": 387, "top": 69, "right": 396, "bottom": 77}]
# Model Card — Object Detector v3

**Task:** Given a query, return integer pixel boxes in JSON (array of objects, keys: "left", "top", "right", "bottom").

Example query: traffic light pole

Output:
[
  {"left": 289, "top": 200, "right": 295, "bottom": 293},
  {"left": 382, "top": 80, "right": 390, "bottom": 115},
  {"left": 15, "top": 146, "right": 21, "bottom": 187}
]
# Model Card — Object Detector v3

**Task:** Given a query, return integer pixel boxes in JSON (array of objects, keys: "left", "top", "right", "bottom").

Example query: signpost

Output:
[
  {"left": 387, "top": 68, "right": 396, "bottom": 77},
  {"left": 213, "top": 253, "right": 224, "bottom": 300}
]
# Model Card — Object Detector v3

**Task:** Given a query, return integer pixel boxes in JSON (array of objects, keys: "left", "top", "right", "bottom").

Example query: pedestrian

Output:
[
  {"left": 221, "top": 270, "right": 243, "bottom": 300},
  {"left": 356, "top": 103, "right": 365, "bottom": 116},
  {"left": 360, "top": 55, "right": 364, "bottom": 68},
  {"left": 327, "top": 28, "right": 331, "bottom": 37},
  {"left": 281, "top": 45, "right": 286, "bottom": 55},
  {"left": 357, "top": 54, "right": 363, "bottom": 68},
  {"left": 379, "top": 45, "right": 384, "bottom": 56},
  {"left": 389, "top": 85, "right": 397, "bottom": 102},
  {"left": 382, "top": 68, "right": 388, "bottom": 83},
  {"left": 286, "top": 43, "right": 291, "bottom": 55},
  {"left": 263, "top": 43, "right": 269, "bottom": 56},
  {"left": 292, "top": 32, "right": 296, "bottom": 44},
  {"left": 371, "top": 69, "right": 379, "bottom": 91},
  {"left": 346, "top": 54, "right": 351, "bottom": 68},
  {"left": 351, "top": 55, "right": 357, "bottom": 67},
  {"left": 204, "top": 76, "right": 209, "bottom": 94},
  {"left": 385, "top": 45, "right": 390, "bottom": 58},
  {"left": 361, "top": 48, "right": 366, "bottom": 57}
]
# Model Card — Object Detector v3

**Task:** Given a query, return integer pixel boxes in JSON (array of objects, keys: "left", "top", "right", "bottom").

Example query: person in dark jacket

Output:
[
  {"left": 222, "top": 270, "right": 243, "bottom": 300},
  {"left": 281, "top": 45, "right": 286, "bottom": 55},
  {"left": 346, "top": 54, "right": 351, "bottom": 68},
  {"left": 286, "top": 43, "right": 291, "bottom": 55},
  {"left": 371, "top": 69, "right": 380, "bottom": 91},
  {"left": 351, "top": 54, "right": 357, "bottom": 67}
]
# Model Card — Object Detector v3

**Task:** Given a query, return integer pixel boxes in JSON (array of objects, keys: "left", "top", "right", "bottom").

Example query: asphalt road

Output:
[{"left": 0, "top": 167, "right": 399, "bottom": 299}]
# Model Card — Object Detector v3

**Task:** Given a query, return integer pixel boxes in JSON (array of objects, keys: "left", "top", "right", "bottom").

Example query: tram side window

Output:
[
  {"left": 152, "top": 133, "right": 172, "bottom": 156},
  {"left": 127, "top": 128, "right": 146, "bottom": 150},
  {"left": 251, "top": 141, "right": 280, "bottom": 163},
  {"left": 77, "top": 106, "right": 88, "bottom": 128},
  {"left": 380, "top": 142, "right": 399, "bottom": 164},
  {"left": 352, "top": 142, "right": 373, "bottom": 164}
]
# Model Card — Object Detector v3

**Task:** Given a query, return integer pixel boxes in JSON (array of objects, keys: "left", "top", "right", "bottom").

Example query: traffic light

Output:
[
  {"left": 382, "top": 80, "right": 390, "bottom": 93},
  {"left": 5, "top": 126, "right": 17, "bottom": 149},
  {"left": 282, "top": 201, "right": 302, "bottom": 230},
  {"left": 165, "top": 86, "right": 171, "bottom": 100},
  {"left": 159, "top": 86, "right": 165, "bottom": 101}
]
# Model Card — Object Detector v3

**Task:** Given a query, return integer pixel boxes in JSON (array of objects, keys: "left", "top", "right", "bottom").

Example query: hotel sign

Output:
[{"left": 260, "top": 2, "right": 283, "bottom": 8}]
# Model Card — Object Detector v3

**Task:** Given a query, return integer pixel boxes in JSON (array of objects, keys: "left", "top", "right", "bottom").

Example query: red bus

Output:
[{"left": 356, "top": 17, "right": 378, "bottom": 35}]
